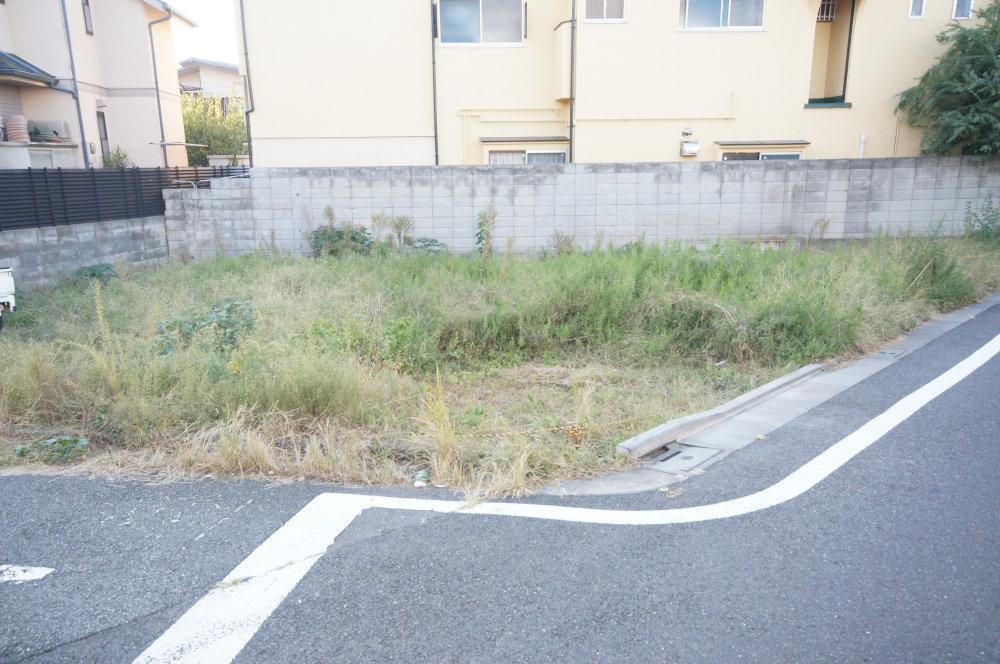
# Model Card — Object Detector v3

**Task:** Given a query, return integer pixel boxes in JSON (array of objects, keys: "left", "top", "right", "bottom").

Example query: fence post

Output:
[
  {"left": 58, "top": 168, "right": 70, "bottom": 224},
  {"left": 28, "top": 168, "right": 41, "bottom": 228},
  {"left": 135, "top": 168, "right": 145, "bottom": 216},
  {"left": 91, "top": 167, "right": 102, "bottom": 220}
]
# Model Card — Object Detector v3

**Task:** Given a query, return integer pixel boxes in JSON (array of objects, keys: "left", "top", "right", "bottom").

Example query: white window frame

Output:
[
  {"left": 952, "top": 0, "right": 974, "bottom": 19},
  {"left": 584, "top": 0, "right": 626, "bottom": 23},
  {"left": 908, "top": 0, "right": 925, "bottom": 19},
  {"left": 438, "top": 0, "right": 525, "bottom": 47},
  {"left": 488, "top": 149, "right": 568, "bottom": 165},
  {"left": 681, "top": 0, "right": 766, "bottom": 32},
  {"left": 526, "top": 149, "right": 568, "bottom": 164},
  {"left": 758, "top": 152, "right": 801, "bottom": 161}
]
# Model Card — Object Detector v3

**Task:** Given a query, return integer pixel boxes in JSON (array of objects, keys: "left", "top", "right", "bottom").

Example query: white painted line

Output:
[
  {"left": 135, "top": 331, "right": 1000, "bottom": 664},
  {"left": 0, "top": 565, "right": 54, "bottom": 584},
  {"left": 132, "top": 495, "right": 371, "bottom": 664}
]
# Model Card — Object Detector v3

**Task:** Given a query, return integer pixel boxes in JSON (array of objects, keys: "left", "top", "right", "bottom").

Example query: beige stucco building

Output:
[
  {"left": 237, "top": 0, "right": 981, "bottom": 168},
  {"left": 0, "top": 0, "right": 189, "bottom": 169}
]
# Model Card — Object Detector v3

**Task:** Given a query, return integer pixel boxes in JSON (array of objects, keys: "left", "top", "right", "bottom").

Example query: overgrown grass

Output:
[{"left": 2, "top": 237, "right": 998, "bottom": 497}]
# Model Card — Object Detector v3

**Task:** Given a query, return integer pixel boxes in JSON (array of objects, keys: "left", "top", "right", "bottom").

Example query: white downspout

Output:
[{"left": 858, "top": 133, "right": 867, "bottom": 159}]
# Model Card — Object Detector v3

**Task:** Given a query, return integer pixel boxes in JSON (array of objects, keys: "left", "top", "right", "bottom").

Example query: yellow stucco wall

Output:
[{"left": 239, "top": 0, "right": 980, "bottom": 167}]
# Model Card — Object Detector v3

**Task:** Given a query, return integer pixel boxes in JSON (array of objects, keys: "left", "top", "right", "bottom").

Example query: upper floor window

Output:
[
  {"left": 682, "top": 0, "right": 764, "bottom": 29},
  {"left": 909, "top": 0, "right": 924, "bottom": 18},
  {"left": 82, "top": 0, "right": 94, "bottom": 35},
  {"left": 586, "top": 0, "right": 625, "bottom": 21},
  {"left": 953, "top": 0, "right": 973, "bottom": 18},
  {"left": 817, "top": 0, "right": 836, "bottom": 22},
  {"left": 440, "top": 0, "right": 523, "bottom": 45}
]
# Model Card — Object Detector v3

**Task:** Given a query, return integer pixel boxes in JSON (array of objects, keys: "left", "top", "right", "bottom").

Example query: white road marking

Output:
[
  {"left": 134, "top": 331, "right": 1000, "bottom": 664},
  {"left": 132, "top": 495, "right": 368, "bottom": 664},
  {"left": 0, "top": 565, "right": 54, "bottom": 584}
]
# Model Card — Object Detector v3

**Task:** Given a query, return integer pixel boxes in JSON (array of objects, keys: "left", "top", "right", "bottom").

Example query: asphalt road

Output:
[{"left": 2, "top": 303, "right": 999, "bottom": 663}]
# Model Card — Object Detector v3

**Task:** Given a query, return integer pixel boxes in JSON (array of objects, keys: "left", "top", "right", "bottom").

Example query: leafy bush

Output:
[
  {"left": 897, "top": 1, "right": 1000, "bottom": 155},
  {"left": 103, "top": 146, "right": 132, "bottom": 168},
  {"left": 75, "top": 263, "right": 118, "bottom": 284},
  {"left": 965, "top": 195, "right": 1000, "bottom": 243},
  {"left": 310, "top": 208, "right": 373, "bottom": 257},
  {"left": 16, "top": 435, "right": 90, "bottom": 463},
  {"left": 182, "top": 94, "right": 247, "bottom": 166},
  {"left": 412, "top": 237, "right": 446, "bottom": 254},
  {"left": 157, "top": 300, "right": 254, "bottom": 354}
]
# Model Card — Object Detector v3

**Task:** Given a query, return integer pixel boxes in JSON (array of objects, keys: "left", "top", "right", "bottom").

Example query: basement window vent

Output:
[{"left": 817, "top": 0, "right": 836, "bottom": 22}]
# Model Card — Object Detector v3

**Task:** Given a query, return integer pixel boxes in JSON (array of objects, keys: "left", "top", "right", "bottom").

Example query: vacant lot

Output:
[{"left": 2, "top": 237, "right": 998, "bottom": 496}]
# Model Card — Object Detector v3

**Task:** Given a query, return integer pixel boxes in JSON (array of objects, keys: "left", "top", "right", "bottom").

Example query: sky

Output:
[{"left": 169, "top": 0, "right": 240, "bottom": 66}]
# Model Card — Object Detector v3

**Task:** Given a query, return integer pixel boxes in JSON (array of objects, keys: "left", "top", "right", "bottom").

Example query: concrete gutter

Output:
[{"left": 617, "top": 363, "right": 825, "bottom": 459}]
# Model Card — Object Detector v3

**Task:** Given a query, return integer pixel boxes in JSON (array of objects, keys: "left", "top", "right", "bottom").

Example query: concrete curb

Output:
[{"left": 616, "top": 363, "right": 825, "bottom": 459}]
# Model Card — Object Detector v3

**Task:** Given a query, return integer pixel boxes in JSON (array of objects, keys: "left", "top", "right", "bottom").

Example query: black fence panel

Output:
[{"left": 0, "top": 166, "right": 248, "bottom": 232}]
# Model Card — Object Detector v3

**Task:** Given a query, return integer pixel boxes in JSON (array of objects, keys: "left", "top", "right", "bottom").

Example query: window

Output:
[
  {"left": 82, "top": 0, "right": 93, "bottom": 35},
  {"left": 96, "top": 111, "right": 110, "bottom": 165},
  {"left": 909, "top": 0, "right": 924, "bottom": 17},
  {"left": 721, "top": 152, "right": 800, "bottom": 161},
  {"left": 488, "top": 150, "right": 567, "bottom": 164},
  {"left": 440, "top": 0, "right": 523, "bottom": 45},
  {"left": 817, "top": 0, "right": 836, "bottom": 22},
  {"left": 586, "top": 0, "right": 625, "bottom": 21},
  {"left": 682, "top": 0, "right": 764, "bottom": 29},
  {"left": 953, "top": 0, "right": 973, "bottom": 18}
]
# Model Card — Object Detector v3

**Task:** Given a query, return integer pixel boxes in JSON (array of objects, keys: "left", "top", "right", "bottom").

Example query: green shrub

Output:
[
  {"left": 75, "top": 263, "right": 118, "bottom": 284},
  {"left": 965, "top": 195, "right": 1000, "bottom": 243},
  {"left": 310, "top": 210, "right": 373, "bottom": 257},
  {"left": 157, "top": 300, "right": 253, "bottom": 354},
  {"left": 16, "top": 435, "right": 90, "bottom": 463}
]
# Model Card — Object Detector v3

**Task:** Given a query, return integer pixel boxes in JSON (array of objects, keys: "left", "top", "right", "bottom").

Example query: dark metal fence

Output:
[{"left": 0, "top": 166, "right": 248, "bottom": 232}]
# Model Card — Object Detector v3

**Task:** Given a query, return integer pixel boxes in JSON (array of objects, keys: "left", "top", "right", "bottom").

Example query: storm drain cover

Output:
[{"left": 645, "top": 444, "right": 719, "bottom": 475}]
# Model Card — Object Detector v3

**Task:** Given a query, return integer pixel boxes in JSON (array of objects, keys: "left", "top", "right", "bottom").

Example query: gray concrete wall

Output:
[
  {"left": 165, "top": 156, "right": 1000, "bottom": 259},
  {"left": 0, "top": 216, "right": 168, "bottom": 289},
  {"left": 6, "top": 156, "right": 999, "bottom": 290}
]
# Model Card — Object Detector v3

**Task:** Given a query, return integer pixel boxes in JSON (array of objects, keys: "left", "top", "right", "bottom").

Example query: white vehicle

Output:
[{"left": 0, "top": 268, "right": 15, "bottom": 331}]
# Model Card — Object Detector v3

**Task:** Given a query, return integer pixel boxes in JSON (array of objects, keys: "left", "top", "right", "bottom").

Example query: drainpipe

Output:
[
  {"left": 148, "top": 6, "right": 172, "bottom": 167},
  {"left": 238, "top": 0, "right": 255, "bottom": 167},
  {"left": 568, "top": 0, "right": 577, "bottom": 163},
  {"left": 841, "top": 0, "right": 858, "bottom": 101},
  {"left": 858, "top": 133, "right": 867, "bottom": 159},
  {"left": 430, "top": 1, "right": 440, "bottom": 165},
  {"left": 58, "top": 0, "right": 91, "bottom": 168}
]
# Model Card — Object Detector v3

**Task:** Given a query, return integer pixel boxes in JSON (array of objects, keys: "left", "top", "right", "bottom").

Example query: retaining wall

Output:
[
  {"left": 165, "top": 156, "right": 1000, "bottom": 259},
  {"left": 4, "top": 156, "right": 1000, "bottom": 290},
  {"left": 0, "top": 215, "right": 168, "bottom": 288}
]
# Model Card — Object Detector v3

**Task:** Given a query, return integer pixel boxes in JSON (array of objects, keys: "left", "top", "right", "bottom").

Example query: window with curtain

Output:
[
  {"left": 953, "top": 0, "right": 973, "bottom": 18},
  {"left": 586, "top": 0, "right": 625, "bottom": 20},
  {"left": 440, "top": 0, "right": 523, "bottom": 44},
  {"left": 489, "top": 151, "right": 526, "bottom": 165},
  {"left": 526, "top": 152, "right": 567, "bottom": 164},
  {"left": 488, "top": 151, "right": 567, "bottom": 165},
  {"left": 683, "top": 0, "right": 764, "bottom": 28}
]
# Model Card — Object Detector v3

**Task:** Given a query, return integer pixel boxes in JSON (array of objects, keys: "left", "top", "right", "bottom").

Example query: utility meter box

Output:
[{"left": 0, "top": 268, "right": 15, "bottom": 331}]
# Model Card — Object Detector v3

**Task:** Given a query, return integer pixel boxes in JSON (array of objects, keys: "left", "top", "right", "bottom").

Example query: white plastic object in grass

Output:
[{"left": 0, "top": 268, "right": 15, "bottom": 331}]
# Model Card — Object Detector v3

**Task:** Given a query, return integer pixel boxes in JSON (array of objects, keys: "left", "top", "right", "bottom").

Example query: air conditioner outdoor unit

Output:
[
  {"left": 0, "top": 268, "right": 15, "bottom": 331},
  {"left": 27, "top": 120, "right": 72, "bottom": 144}
]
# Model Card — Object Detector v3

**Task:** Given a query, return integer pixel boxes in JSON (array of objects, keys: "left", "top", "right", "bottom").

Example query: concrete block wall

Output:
[
  {"left": 0, "top": 216, "right": 168, "bottom": 289},
  {"left": 165, "top": 156, "right": 1000, "bottom": 259}
]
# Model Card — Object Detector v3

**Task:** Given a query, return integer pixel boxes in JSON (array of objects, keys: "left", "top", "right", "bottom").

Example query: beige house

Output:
[
  {"left": 236, "top": 0, "right": 981, "bottom": 167},
  {"left": 0, "top": 0, "right": 190, "bottom": 169},
  {"left": 178, "top": 57, "right": 243, "bottom": 101}
]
